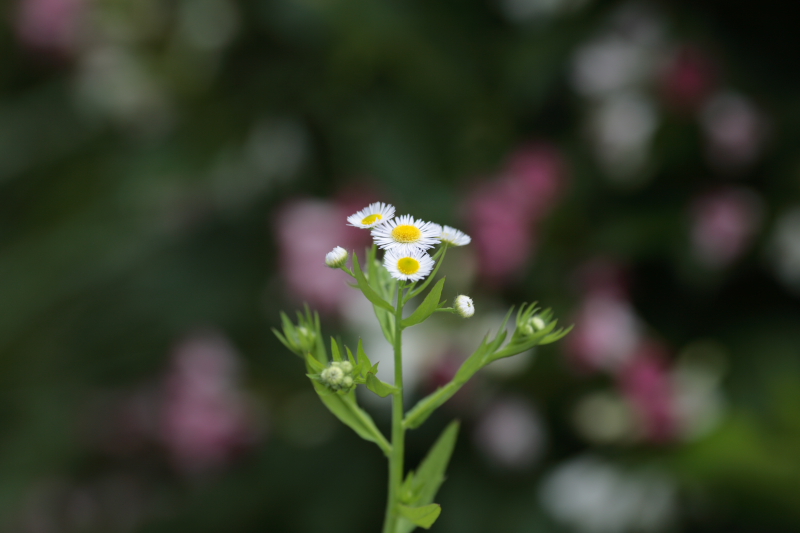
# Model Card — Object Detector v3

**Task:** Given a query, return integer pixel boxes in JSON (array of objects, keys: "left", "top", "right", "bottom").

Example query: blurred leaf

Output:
[
  {"left": 397, "top": 503, "right": 441, "bottom": 529},
  {"left": 365, "top": 372, "right": 396, "bottom": 397}
]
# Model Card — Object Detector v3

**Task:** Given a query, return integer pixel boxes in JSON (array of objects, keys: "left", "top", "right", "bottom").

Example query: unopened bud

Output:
[
  {"left": 325, "top": 246, "right": 349, "bottom": 269},
  {"left": 522, "top": 315, "right": 546, "bottom": 335},
  {"left": 320, "top": 365, "right": 345, "bottom": 386},
  {"left": 320, "top": 361, "right": 356, "bottom": 391},
  {"left": 454, "top": 295, "right": 475, "bottom": 318}
]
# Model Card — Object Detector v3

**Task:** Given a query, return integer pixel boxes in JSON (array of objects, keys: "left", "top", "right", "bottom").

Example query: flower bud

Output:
[
  {"left": 325, "top": 246, "right": 348, "bottom": 269},
  {"left": 455, "top": 295, "right": 475, "bottom": 318},
  {"left": 320, "top": 364, "right": 345, "bottom": 387},
  {"left": 319, "top": 361, "right": 356, "bottom": 391},
  {"left": 294, "top": 326, "right": 316, "bottom": 352},
  {"left": 522, "top": 315, "right": 547, "bottom": 336}
]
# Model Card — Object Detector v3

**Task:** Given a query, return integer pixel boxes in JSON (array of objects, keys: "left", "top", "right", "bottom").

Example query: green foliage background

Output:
[{"left": 2, "top": 0, "right": 800, "bottom": 531}]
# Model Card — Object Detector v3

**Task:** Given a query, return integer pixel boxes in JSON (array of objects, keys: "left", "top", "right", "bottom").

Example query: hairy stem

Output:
[{"left": 382, "top": 284, "right": 406, "bottom": 533}]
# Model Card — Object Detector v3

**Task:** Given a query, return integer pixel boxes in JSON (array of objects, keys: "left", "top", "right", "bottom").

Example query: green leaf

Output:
[
  {"left": 357, "top": 339, "right": 372, "bottom": 368},
  {"left": 397, "top": 504, "right": 441, "bottom": 529},
  {"left": 331, "top": 338, "right": 343, "bottom": 362},
  {"left": 353, "top": 251, "right": 395, "bottom": 312},
  {"left": 411, "top": 421, "right": 459, "bottom": 506},
  {"left": 366, "top": 372, "right": 397, "bottom": 397},
  {"left": 374, "top": 305, "right": 396, "bottom": 344},
  {"left": 308, "top": 377, "right": 391, "bottom": 456},
  {"left": 403, "top": 381, "right": 460, "bottom": 429},
  {"left": 346, "top": 346, "right": 357, "bottom": 366},
  {"left": 304, "top": 352, "right": 326, "bottom": 373},
  {"left": 401, "top": 277, "right": 446, "bottom": 328}
]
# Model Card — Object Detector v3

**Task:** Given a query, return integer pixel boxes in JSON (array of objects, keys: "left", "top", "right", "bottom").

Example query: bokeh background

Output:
[{"left": 3, "top": 0, "right": 800, "bottom": 531}]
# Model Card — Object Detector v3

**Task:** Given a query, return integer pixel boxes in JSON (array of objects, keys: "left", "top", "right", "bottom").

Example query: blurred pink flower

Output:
[
  {"left": 566, "top": 295, "right": 640, "bottom": 373},
  {"left": 572, "top": 257, "right": 631, "bottom": 300},
  {"left": 660, "top": 46, "right": 718, "bottom": 113},
  {"left": 690, "top": 187, "right": 763, "bottom": 268},
  {"left": 701, "top": 92, "right": 768, "bottom": 171},
  {"left": 618, "top": 341, "right": 678, "bottom": 443},
  {"left": 275, "top": 198, "right": 370, "bottom": 314},
  {"left": 159, "top": 333, "right": 258, "bottom": 474},
  {"left": 16, "top": 0, "right": 85, "bottom": 54},
  {"left": 464, "top": 143, "right": 566, "bottom": 284}
]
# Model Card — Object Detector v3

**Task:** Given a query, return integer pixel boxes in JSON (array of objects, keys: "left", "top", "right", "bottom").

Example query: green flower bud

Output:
[
  {"left": 521, "top": 315, "right": 546, "bottom": 336},
  {"left": 319, "top": 361, "right": 356, "bottom": 392}
]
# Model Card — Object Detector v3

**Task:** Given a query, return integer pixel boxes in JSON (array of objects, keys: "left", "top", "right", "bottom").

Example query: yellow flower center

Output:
[
  {"left": 397, "top": 257, "right": 421, "bottom": 275},
  {"left": 392, "top": 224, "right": 422, "bottom": 243},
  {"left": 361, "top": 213, "right": 383, "bottom": 225}
]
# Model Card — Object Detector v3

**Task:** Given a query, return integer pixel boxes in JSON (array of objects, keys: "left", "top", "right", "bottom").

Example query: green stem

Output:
[
  {"left": 382, "top": 284, "right": 406, "bottom": 533},
  {"left": 405, "top": 245, "right": 448, "bottom": 302}
]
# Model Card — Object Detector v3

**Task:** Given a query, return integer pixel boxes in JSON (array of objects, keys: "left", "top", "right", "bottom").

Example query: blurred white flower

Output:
[
  {"left": 540, "top": 455, "right": 677, "bottom": 533},
  {"left": 474, "top": 397, "right": 545, "bottom": 469},
  {"left": 769, "top": 207, "right": 800, "bottom": 290},
  {"left": 572, "top": 391, "right": 636, "bottom": 445},
  {"left": 439, "top": 225, "right": 472, "bottom": 247},
  {"left": 589, "top": 92, "right": 658, "bottom": 182}
]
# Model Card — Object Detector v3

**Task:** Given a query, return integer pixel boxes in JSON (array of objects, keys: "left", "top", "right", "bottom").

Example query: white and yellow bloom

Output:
[
  {"left": 440, "top": 225, "right": 471, "bottom": 247},
  {"left": 454, "top": 295, "right": 475, "bottom": 318},
  {"left": 372, "top": 214, "right": 441, "bottom": 252},
  {"left": 346, "top": 202, "right": 395, "bottom": 229},
  {"left": 325, "top": 246, "right": 348, "bottom": 268},
  {"left": 383, "top": 248, "right": 435, "bottom": 282}
]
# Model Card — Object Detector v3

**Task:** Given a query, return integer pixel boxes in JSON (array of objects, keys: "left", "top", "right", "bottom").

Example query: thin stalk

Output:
[
  {"left": 406, "top": 244, "right": 448, "bottom": 302},
  {"left": 382, "top": 284, "right": 406, "bottom": 533}
]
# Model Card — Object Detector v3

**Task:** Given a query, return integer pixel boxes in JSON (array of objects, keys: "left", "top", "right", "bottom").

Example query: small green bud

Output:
[
  {"left": 321, "top": 364, "right": 345, "bottom": 386},
  {"left": 319, "top": 361, "right": 356, "bottom": 391},
  {"left": 522, "top": 315, "right": 547, "bottom": 336},
  {"left": 294, "top": 326, "right": 316, "bottom": 351}
]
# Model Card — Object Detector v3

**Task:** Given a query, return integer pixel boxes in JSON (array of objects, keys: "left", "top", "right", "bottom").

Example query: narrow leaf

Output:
[
  {"left": 401, "top": 277, "right": 446, "bottom": 328},
  {"left": 353, "top": 252, "right": 395, "bottom": 312},
  {"left": 357, "top": 339, "right": 372, "bottom": 368},
  {"left": 331, "top": 338, "right": 343, "bottom": 362},
  {"left": 309, "top": 378, "right": 391, "bottom": 456},
  {"left": 403, "top": 382, "right": 460, "bottom": 429},
  {"left": 411, "top": 421, "right": 459, "bottom": 506},
  {"left": 398, "top": 504, "right": 441, "bottom": 529},
  {"left": 366, "top": 373, "right": 397, "bottom": 397},
  {"left": 304, "top": 352, "right": 326, "bottom": 373}
]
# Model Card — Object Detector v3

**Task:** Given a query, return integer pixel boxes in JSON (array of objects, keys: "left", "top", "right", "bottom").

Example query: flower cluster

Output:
[
  {"left": 330, "top": 202, "right": 476, "bottom": 313},
  {"left": 320, "top": 360, "right": 355, "bottom": 392}
]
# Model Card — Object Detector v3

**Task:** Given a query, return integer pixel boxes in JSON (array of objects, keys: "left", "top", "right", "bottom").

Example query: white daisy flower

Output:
[
  {"left": 454, "top": 295, "right": 475, "bottom": 318},
  {"left": 440, "top": 225, "right": 472, "bottom": 247},
  {"left": 346, "top": 202, "right": 396, "bottom": 229},
  {"left": 324, "top": 246, "right": 348, "bottom": 268},
  {"left": 371, "top": 214, "right": 441, "bottom": 252},
  {"left": 383, "top": 248, "right": 435, "bottom": 282}
]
